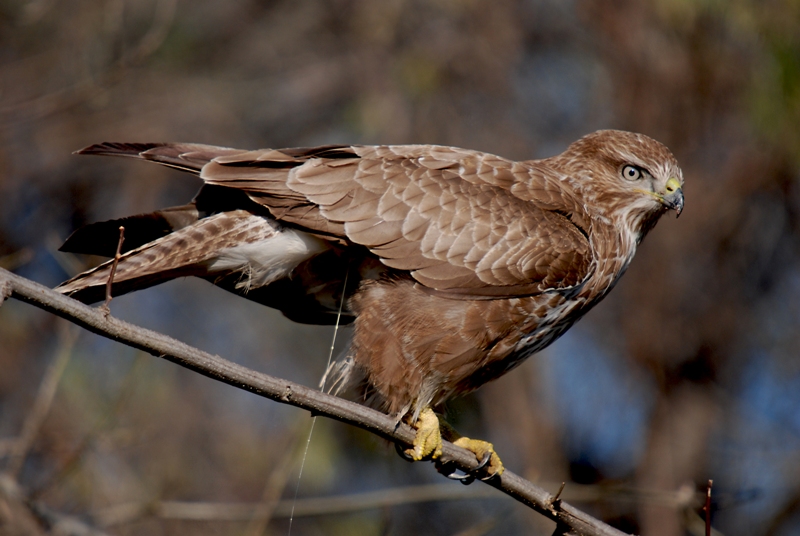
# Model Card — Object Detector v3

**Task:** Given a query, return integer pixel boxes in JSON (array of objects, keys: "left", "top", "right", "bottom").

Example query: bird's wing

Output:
[{"left": 198, "top": 144, "right": 594, "bottom": 299}]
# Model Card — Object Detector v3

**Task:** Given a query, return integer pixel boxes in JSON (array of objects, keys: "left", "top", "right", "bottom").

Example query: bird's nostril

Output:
[
  {"left": 665, "top": 177, "right": 680, "bottom": 193},
  {"left": 664, "top": 177, "right": 681, "bottom": 194}
]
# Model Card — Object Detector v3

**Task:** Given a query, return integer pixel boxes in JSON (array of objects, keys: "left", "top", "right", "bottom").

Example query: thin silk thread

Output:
[{"left": 287, "top": 266, "right": 349, "bottom": 535}]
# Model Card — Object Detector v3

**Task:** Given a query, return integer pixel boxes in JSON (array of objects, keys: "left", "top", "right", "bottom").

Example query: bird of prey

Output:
[{"left": 57, "top": 130, "right": 684, "bottom": 477}]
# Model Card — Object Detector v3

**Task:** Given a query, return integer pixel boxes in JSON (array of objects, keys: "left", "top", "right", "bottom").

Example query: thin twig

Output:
[
  {"left": 101, "top": 226, "right": 125, "bottom": 315},
  {"left": 548, "top": 482, "right": 567, "bottom": 510},
  {"left": 704, "top": 479, "right": 713, "bottom": 536},
  {"left": 0, "top": 268, "right": 631, "bottom": 536}
]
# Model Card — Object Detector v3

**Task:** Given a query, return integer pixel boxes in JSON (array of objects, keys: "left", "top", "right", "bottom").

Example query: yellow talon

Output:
[
  {"left": 401, "top": 408, "right": 505, "bottom": 479},
  {"left": 452, "top": 436, "right": 505, "bottom": 477},
  {"left": 405, "top": 407, "right": 443, "bottom": 461}
]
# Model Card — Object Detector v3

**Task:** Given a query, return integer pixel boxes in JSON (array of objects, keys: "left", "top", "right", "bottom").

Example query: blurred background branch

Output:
[{"left": 0, "top": 0, "right": 177, "bottom": 124}]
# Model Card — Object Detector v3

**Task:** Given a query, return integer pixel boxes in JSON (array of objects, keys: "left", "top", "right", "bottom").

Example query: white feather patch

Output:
[{"left": 208, "top": 229, "right": 327, "bottom": 290}]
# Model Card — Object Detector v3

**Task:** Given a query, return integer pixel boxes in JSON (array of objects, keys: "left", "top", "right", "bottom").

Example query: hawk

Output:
[{"left": 57, "top": 130, "right": 684, "bottom": 476}]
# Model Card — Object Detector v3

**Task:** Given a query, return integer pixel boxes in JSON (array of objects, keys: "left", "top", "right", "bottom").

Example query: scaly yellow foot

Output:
[
  {"left": 400, "top": 409, "right": 504, "bottom": 479},
  {"left": 437, "top": 419, "right": 504, "bottom": 478},
  {"left": 452, "top": 436, "right": 505, "bottom": 477},
  {"left": 405, "top": 407, "right": 443, "bottom": 461}
]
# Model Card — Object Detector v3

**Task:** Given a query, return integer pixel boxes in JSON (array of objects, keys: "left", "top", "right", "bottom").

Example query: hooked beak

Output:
[{"left": 661, "top": 177, "right": 684, "bottom": 216}]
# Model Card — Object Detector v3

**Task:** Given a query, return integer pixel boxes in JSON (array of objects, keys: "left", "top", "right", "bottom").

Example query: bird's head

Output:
[{"left": 557, "top": 129, "right": 684, "bottom": 242}]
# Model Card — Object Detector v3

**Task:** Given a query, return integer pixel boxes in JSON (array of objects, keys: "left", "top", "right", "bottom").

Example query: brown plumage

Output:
[{"left": 58, "top": 131, "right": 683, "bottom": 459}]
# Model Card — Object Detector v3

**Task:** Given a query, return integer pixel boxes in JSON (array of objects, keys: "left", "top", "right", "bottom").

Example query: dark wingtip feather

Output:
[
  {"left": 59, "top": 205, "right": 200, "bottom": 257},
  {"left": 74, "top": 142, "right": 164, "bottom": 156}
]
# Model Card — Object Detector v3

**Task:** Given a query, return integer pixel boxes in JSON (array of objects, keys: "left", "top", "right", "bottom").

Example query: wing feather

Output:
[
  {"left": 284, "top": 145, "right": 593, "bottom": 297},
  {"left": 76, "top": 141, "right": 593, "bottom": 298}
]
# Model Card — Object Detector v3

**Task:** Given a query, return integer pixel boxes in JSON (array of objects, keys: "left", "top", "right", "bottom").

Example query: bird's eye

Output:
[{"left": 621, "top": 165, "right": 642, "bottom": 181}]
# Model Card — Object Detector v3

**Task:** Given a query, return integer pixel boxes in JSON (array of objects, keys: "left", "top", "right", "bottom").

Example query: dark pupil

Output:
[{"left": 627, "top": 167, "right": 636, "bottom": 178}]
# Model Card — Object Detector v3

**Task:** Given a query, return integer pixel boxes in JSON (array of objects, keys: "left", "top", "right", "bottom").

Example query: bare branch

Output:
[
  {"left": 0, "top": 474, "right": 111, "bottom": 536},
  {"left": 5, "top": 321, "right": 76, "bottom": 478},
  {"left": 29, "top": 354, "right": 145, "bottom": 501},
  {"left": 0, "top": 0, "right": 177, "bottom": 124},
  {"left": 243, "top": 425, "right": 309, "bottom": 536},
  {"left": 0, "top": 267, "right": 631, "bottom": 536},
  {"left": 93, "top": 485, "right": 497, "bottom": 526},
  {"left": 92, "top": 481, "right": 709, "bottom": 527}
]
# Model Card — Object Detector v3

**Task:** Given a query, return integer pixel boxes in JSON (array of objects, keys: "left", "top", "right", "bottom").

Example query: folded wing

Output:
[{"left": 65, "top": 142, "right": 594, "bottom": 301}]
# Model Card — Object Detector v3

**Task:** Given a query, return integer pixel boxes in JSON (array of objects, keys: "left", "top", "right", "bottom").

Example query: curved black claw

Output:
[
  {"left": 472, "top": 451, "right": 492, "bottom": 474},
  {"left": 447, "top": 471, "right": 476, "bottom": 485},
  {"left": 440, "top": 451, "right": 493, "bottom": 485},
  {"left": 395, "top": 441, "right": 415, "bottom": 462},
  {"left": 479, "top": 469, "right": 501, "bottom": 482}
]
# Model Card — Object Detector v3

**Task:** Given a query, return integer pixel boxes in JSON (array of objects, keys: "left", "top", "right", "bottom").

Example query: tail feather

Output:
[
  {"left": 60, "top": 204, "right": 200, "bottom": 258},
  {"left": 56, "top": 210, "right": 279, "bottom": 304},
  {"left": 75, "top": 142, "right": 247, "bottom": 174}
]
